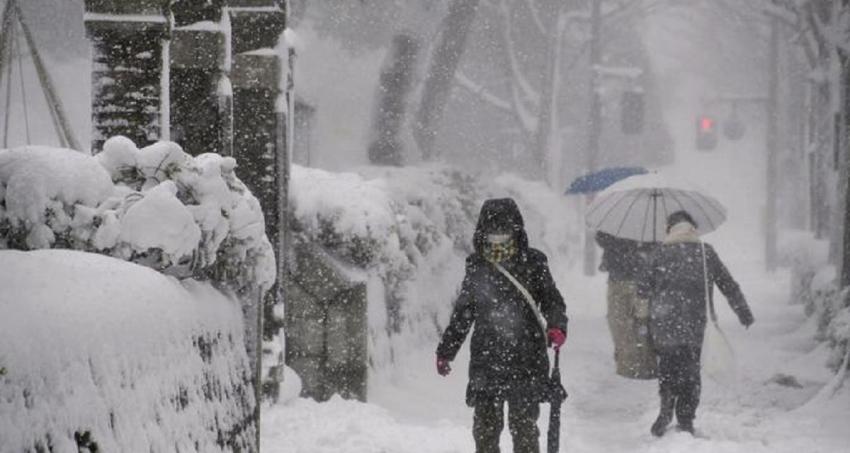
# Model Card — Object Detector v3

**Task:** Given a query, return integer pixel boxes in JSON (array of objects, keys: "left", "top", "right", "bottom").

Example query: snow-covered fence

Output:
[{"left": 0, "top": 250, "right": 256, "bottom": 452}]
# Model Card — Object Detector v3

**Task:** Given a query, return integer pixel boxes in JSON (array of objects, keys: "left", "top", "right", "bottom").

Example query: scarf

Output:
[
  {"left": 484, "top": 238, "right": 518, "bottom": 263},
  {"left": 664, "top": 221, "right": 700, "bottom": 244}
]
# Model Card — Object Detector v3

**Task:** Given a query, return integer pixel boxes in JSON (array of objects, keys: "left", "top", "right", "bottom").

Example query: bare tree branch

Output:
[
  {"left": 497, "top": 0, "right": 540, "bottom": 105},
  {"left": 522, "top": 0, "right": 547, "bottom": 35},
  {"left": 454, "top": 71, "right": 513, "bottom": 111},
  {"left": 509, "top": 73, "right": 538, "bottom": 133}
]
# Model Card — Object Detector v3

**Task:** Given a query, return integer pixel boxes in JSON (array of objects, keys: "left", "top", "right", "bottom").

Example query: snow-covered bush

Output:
[
  {"left": 0, "top": 249, "right": 256, "bottom": 452},
  {"left": 780, "top": 232, "right": 850, "bottom": 372},
  {"left": 0, "top": 138, "right": 275, "bottom": 293},
  {"left": 0, "top": 139, "right": 277, "bottom": 450},
  {"left": 289, "top": 164, "right": 580, "bottom": 370},
  {"left": 778, "top": 229, "right": 830, "bottom": 310}
]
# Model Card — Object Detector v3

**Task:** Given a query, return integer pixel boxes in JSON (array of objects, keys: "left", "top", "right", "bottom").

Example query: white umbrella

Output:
[{"left": 585, "top": 173, "right": 727, "bottom": 242}]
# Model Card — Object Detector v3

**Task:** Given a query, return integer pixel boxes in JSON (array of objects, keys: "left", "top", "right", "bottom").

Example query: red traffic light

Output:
[
  {"left": 696, "top": 115, "right": 718, "bottom": 151},
  {"left": 699, "top": 116, "right": 715, "bottom": 132}
]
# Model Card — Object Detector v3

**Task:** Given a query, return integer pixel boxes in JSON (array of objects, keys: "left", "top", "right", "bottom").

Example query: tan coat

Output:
[{"left": 607, "top": 280, "right": 657, "bottom": 379}]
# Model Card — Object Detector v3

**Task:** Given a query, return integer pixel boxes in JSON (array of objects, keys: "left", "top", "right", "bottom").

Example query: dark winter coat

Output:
[
  {"left": 595, "top": 231, "right": 656, "bottom": 282},
  {"left": 436, "top": 198, "right": 568, "bottom": 406},
  {"left": 636, "top": 240, "right": 753, "bottom": 350}
]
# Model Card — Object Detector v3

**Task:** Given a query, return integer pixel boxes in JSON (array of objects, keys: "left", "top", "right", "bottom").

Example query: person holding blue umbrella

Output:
[
  {"left": 566, "top": 166, "right": 657, "bottom": 379},
  {"left": 595, "top": 231, "right": 658, "bottom": 379}
]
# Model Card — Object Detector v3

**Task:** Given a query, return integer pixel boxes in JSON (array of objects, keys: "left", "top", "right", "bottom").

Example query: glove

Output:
[
  {"left": 548, "top": 328, "right": 566, "bottom": 350},
  {"left": 436, "top": 357, "right": 451, "bottom": 376},
  {"left": 633, "top": 298, "right": 650, "bottom": 320},
  {"left": 738, "top": 310, "right": 754, "bottom": 329}
]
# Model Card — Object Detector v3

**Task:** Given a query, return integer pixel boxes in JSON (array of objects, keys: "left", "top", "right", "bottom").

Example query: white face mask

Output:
[{"left": 487, "top": 233, "right": 512, "bottom": 245}]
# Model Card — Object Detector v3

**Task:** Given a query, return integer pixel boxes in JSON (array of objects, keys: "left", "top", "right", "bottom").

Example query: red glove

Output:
[
  {"left": 548, "top": 328, "right": 567, "bottom": 350},
  {"left": 436, "top": 357, "right": 451, "bottom": 376}
]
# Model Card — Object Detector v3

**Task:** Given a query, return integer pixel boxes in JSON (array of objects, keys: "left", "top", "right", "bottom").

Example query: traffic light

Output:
[
  {"left": 696, "top": 115, "right": 718, "bottom": 151},
  {"left": 723, "top": 109, "right": 746, "bottom": 141},
  {"left": 621, "top": 90, "right": 644, "bottom": 134}
]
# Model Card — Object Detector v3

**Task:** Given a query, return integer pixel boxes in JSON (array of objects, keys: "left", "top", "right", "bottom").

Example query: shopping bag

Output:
[
  {"left": 700, "top": 241, "right": 737, "bottom": 386},
  {"left": 702, "top": 318, "right": 737, "bottom": 385}
]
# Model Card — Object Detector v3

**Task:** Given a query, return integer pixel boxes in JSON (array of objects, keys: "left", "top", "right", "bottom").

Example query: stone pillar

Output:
[
  {"left": 169, "top": 7, "right": 227, "bottom": 156},
  {"left": 228, "top": 1, "right": 285, "bottom": 239},
  {"left": 84, "top": 1, "right": 168, "bottom": 151},
  {"left": 226, "top": 1, "right": 287, "bottom": 414}
]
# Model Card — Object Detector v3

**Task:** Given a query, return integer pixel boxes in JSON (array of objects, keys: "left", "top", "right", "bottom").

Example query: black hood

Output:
[{"left": 473, "top": 198, "right": 529, "bottom": 254}]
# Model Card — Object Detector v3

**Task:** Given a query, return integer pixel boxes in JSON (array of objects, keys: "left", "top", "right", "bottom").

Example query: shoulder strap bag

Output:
[
  {"left": 700, "top": 242, "right": 738, "bottom": 386},
  {"left": 491, "top": 261, "right": 548, "bottom": 338}
]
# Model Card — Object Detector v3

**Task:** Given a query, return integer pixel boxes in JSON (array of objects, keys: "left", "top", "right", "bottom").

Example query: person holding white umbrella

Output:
[{"left": 637, "top": 210, "right": 754, "bottom": 437}]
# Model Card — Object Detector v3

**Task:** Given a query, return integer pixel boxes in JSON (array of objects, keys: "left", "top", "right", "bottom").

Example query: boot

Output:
[
  {"left": 676, "top": 420, "right": 695, "bottom": 435},
  {"left": 650, "top": 393, "right": 675, "bottom": 437}
]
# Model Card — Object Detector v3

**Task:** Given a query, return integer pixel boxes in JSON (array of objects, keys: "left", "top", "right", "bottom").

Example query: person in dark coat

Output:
[
  {"left": 637, "top": 210, "right": 754, "bottom": 436},
  {"left": 436, "top": 198, "right": 568, "bottom": 453},
  {"left": 595, "top": 231, "right": 657, "bottom": 379}
]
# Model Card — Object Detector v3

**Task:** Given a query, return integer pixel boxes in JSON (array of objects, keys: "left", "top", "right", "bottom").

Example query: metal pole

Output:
[
  {"left": 583, "top": 0, "right": 602, "bottom": 276},
  {"left": 840, "top": 51, "right": 850, "bottom": 288},
  {"left": 765, "top": 17, "right": 779, "bottom": 272}
]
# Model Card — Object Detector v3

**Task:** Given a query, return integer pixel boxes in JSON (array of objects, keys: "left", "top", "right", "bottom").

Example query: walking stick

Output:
[{"left": 547, "top": 348, "right": 568, "bottom": 453}]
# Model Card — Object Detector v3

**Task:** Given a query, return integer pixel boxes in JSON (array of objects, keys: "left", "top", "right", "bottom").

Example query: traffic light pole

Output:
[
  {"left": 699, "top": 17, "right": 779, "bottom": 272},
  {"left": 765, "top": 16, "right": 779, "bottom": 272},
  {"left": 583, "top": 0, "right": 602, "bottom": 277}
]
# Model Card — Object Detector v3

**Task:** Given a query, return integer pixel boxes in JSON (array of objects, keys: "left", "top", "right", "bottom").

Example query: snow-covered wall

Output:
[
  {"left": 289, "top": 164, "right": 581, "bottom": 374},
  {"left": 0, "top": 249, "right": 256, "bottom": 452}
]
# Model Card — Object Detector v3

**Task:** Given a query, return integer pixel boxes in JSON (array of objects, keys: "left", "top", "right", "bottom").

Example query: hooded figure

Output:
[
  {"left": 637, "top": 210, "right": 754, "bottom": 437},
  {"left": 436, "top": 198, "right": 568, "bottom": 453}
]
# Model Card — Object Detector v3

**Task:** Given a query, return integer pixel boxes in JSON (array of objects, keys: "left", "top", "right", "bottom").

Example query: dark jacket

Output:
[
  {"left": 436, "top": 198, "right": 568, "bottom": 406},
  {"left": 637, "top": 241, "right": 753, "bottom": 350},
  {"left": 595, "top": 231, "right": 656, "bottom": 282}
]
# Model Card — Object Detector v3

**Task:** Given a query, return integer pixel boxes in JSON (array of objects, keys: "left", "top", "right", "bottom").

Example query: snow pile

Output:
[
  {"left": 0, "top": 249, "right": 256, "bottom": 452},
  {"left": 0, "top": 137, "right": 275, "bottom": 292},
  {"left": 261, "top": 395, "right": 473, "bottom": 453},
  {"left": 289, "top": 164, "right": 580, "bottom": 371}
]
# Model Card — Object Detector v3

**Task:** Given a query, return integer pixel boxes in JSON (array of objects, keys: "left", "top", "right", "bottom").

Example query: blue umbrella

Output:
[{"left": 565, "top": 166, "right": 648, "bottom": 195}]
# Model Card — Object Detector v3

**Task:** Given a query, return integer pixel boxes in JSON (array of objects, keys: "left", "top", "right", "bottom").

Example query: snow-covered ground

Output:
[{"left": 262, "top": 247, "right": 850, "bottom": 453}]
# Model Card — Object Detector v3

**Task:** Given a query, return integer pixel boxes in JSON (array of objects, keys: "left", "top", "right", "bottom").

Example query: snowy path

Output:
[{"left": 262, "top": 263, "right": 850, "bottom": 453}]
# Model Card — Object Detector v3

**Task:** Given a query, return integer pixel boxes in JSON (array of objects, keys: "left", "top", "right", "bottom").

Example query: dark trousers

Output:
[
  {"left": 473, "top": 399, "right": 540, "bottom": 453},
  {"left": 657, "top": 345, "right": 701, "bottom": 425}
]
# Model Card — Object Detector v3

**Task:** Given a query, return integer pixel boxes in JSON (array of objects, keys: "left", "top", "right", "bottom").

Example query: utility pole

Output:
[
  {"left": 765, "top": 16, "right": 779, "bottom": 272},
  {"left": 840, "top": 49, "right": 850, "bottom": 287},
  {"left": 584, "top": 0, "right": 602, "bottom": 276}
]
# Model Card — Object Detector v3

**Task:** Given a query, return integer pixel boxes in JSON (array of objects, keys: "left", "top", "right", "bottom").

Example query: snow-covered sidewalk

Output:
[{"left": 262, "top": 261, "right": 850, "bottom": 453}]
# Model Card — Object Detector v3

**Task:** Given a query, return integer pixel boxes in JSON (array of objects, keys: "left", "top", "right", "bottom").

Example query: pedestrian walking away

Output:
[
  {"left": 637, "top": 210, "right": 755, "bottom": 437},
  {"left": 595, "top": 231, "right": 658, "bottom": 379},
  {"left": 436, "top": 198, "right": 569, "bottom": 453}
]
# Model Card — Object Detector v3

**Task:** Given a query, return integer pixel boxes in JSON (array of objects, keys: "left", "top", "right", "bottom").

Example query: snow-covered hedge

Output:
[
  {"left": 0, "top": 138, "right": 277, "bottom": 449},
  {"left": 0, "top": 137, "right": 275, "bottom": 293},
  {"left": 289, "top": 164, "right": 580, "bottom": 370},
  {"left": 779, "top": 230, "right": 850, "bottom": 372},
  {"left": 0, "top": 250, "right": 256, "bottom": 452}
]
